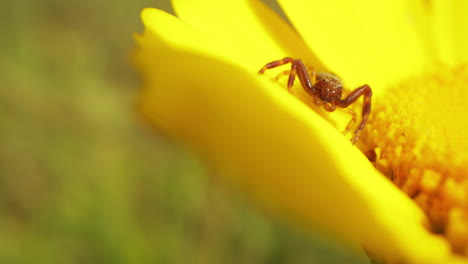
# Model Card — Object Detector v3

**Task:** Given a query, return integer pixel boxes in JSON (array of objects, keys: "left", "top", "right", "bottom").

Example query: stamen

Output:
[{"left": 361, "top": 64, "right": 468, "bottom": 256}]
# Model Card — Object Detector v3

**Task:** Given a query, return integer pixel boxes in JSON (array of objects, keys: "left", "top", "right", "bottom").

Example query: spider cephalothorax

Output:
[
  {"left": 314, "top": 72, "right": 343, "bottom": 104},
  {"left": 259, "top": 57, "right": 372, "bottom": 144}
]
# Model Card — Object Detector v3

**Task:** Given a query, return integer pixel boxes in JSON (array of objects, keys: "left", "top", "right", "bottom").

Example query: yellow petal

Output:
[
  {"left": 277, "top": 0, "right": 433, "bottom": 96},
  {"left": 135, "top": 8, "right": 462, "bottom": 263},
  {"left": 430, "top": 0, "right": 457, "bottom": 66},
  {"left": 172, "top": 0, "right": 327, "bottom": 72},
  {"left": 135, "top": 8, "right": 238, "bottom": 68},
  {"left": 452, "top": 0, "right": 468, "bottom": 63}
]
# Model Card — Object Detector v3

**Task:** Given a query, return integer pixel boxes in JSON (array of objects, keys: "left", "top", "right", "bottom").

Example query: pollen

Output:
[{"left": 361, "top": 64, "right": 468, "bottom": 256}]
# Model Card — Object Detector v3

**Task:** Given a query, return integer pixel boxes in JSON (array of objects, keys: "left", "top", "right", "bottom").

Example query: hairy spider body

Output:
[{"left": 259, "top": 57, "right": 372, "bottom": 144}]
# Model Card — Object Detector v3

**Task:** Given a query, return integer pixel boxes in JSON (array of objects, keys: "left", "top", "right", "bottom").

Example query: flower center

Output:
[{"left": 361, "top": 64, "right": 468, "bottom": 256}]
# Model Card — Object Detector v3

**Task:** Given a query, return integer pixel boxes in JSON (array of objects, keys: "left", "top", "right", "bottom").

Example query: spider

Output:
[{"left": 259, "top": 57, "right": 372, "bottom": 144}]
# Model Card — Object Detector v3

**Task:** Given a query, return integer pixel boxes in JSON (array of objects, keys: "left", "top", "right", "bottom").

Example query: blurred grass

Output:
[{"left": 0, "top": 0, "right": 368, "bottom": 263}]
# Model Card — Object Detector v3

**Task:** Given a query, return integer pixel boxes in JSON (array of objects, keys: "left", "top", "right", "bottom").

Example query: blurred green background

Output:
[{"left": 1, "top": 0, "right": 368, "bottom": 263}]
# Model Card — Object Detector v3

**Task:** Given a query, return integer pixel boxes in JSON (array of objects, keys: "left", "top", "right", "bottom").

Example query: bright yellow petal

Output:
[
  {"left": 430, "top": 0, "right": 457, "bottom": 66},
  {"left": 135, "top": 8, "right": 241, "bottom": 69},
  {"left": 277, "top": 0, "right": 433, "bottom": 97},
  {"left": 452, "top": 0, "right": 468, "bottom": 63},
  {"left": 172, "top": 0, "right": 327, "bottom": 72},
  {"left": 135, "top": 8, "right": 462, "bottom": 263}
]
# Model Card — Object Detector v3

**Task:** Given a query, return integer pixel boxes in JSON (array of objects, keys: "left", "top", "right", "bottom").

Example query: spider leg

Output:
[
  {"left": 271, "top": 69, "right": 301, "bottom": 94},
  {"left": 274, "top": 69, "right": 290, "bottom": 81},
  {"left": 259, "top": 57, "right": 298, "bottom": 93},
  {"left": 342, "top": 108, "right": 357, "bottom": 135},
  {"left": 258, "top": 57, "right": 295, "bottom": 74},
  {"left": 338, "top": 84, "right": 372, "bottom": 144},
  {"left": 259, "top": 57, "right": 317, "bottom": 95},
  {"left": 291, "top": 59, "right": 316, "bottom": 96},
  {"left": 287, "top": 63, "right": 297, "bottom": 92}
]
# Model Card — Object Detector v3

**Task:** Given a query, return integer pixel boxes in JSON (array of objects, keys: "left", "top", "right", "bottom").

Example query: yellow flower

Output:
[{"left": 134, "top": 0, "right": 468, "bottom": 263}]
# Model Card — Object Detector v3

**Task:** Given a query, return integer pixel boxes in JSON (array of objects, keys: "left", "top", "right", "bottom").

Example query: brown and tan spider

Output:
[{"left": 259, "top": 57, "right": 372, "bottom": 144}]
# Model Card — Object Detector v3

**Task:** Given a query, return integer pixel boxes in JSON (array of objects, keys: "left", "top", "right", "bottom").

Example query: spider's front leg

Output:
[
  {"left": 259, "top": 57, "right": 295, "bottom": 92},
  {"left": 338, "top": 84, "right": 372, "bottom": 144},
  {"left": 258, "top": 57, "right": 295, "bottom": 74},
  {"left": 259, "top": 57, "right": 316, "bottom": 94}
]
